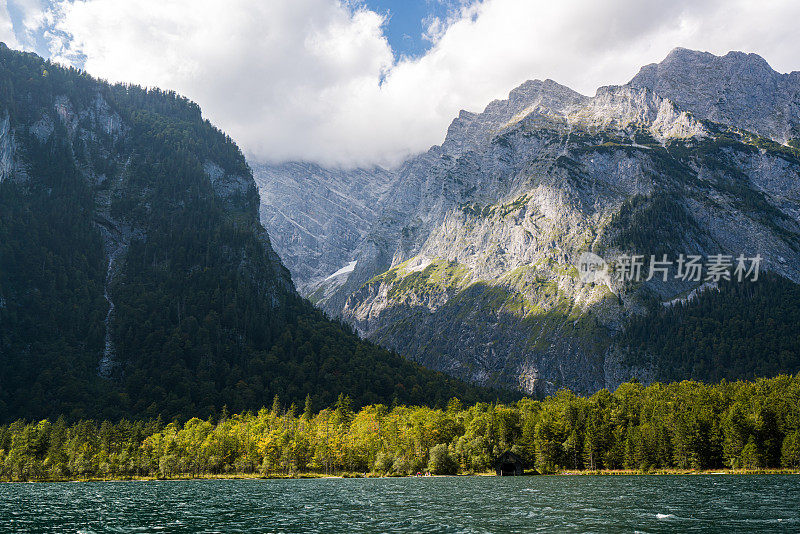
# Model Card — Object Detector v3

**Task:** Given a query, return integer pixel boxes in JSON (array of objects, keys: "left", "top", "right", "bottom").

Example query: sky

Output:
[{"left": 2, "top": 0, "right": 800, "bottom": 168}]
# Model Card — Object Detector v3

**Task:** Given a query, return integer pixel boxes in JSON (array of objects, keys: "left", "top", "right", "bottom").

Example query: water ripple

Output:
[{"left": 0, "top": 475, "right": 798, "bottom": 533}]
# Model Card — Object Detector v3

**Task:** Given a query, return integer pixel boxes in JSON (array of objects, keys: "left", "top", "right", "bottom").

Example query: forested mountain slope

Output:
[{"left": 0, "top": 44, "right": 497, "bottom": 423}]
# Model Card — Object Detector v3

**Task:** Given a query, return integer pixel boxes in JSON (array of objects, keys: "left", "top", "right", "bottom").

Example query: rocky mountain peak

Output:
[
  {"left": 644, "top": 47, "right": 774, "bottom": 77},
  {"left": 442, "top": 78, "right": 588, "bottom": 155},
  {"left": 628, "top": 48, "right": 800, "bottom": 143}
]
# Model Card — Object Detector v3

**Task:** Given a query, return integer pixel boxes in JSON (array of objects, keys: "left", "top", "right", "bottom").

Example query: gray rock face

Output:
[
  {"left": 252, "top": 161, "right": 394, "bottom": 294},
  {"left": 204, "top": 160, "right": 254, "bottom": 203},
  {"left": 442, "top": 79, "right": 588, "bottom": 156},
  {"left": 629, "top": 47, "right": 800, "bottom": 144},
  {"left": 29, "top": 114, "right": 54, "bottom": 143},
  {"left": 254, "top": 48, "right": 800, "bottom": 395},
  {"left": 0, "top": 116, "right": 18, "bottom": 184}
]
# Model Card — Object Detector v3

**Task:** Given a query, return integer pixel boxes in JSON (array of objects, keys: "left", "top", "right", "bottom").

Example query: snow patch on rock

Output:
[
  {"left": 404, "top": 257, "right": 431, "bottom": 273},
  {"left": 325, "top": 260, "right": 357, "bottom": 281}
]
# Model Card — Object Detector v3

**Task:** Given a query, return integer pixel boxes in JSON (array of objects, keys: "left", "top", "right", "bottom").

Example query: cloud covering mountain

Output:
[{"left": 3, "top": 1, "right": 800, "bottom": 165}]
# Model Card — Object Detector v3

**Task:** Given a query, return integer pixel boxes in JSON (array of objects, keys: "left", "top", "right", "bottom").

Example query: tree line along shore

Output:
[{"left": 1, "top": 375, "right": 799, "bottom": 482}]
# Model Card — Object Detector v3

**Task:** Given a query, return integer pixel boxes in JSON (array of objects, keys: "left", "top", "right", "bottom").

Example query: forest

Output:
[
  {"left": 621, "top": 272, "right": 800, "bottom": 383},
  {"left": 1, "top": 375, "right": 799, "bottom": 481}
]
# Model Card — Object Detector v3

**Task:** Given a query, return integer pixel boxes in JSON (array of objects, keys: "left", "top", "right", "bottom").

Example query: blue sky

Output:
[
  {"left": 5, "top": 1, "right": 49, "bottom": 55},
  {"left": 2, "top": 0, "right": 799, "bottom": 167},
  {"left": 360, "top": 0, "right": 460, "bottom": 59}
]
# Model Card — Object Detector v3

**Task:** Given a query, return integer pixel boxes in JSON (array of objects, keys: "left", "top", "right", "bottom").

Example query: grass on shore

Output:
[{"left": 3, "top": 468, "right": 798, "bottom": 483}]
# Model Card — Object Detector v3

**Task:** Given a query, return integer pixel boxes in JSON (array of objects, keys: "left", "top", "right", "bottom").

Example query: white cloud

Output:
[
  {"left": 0, "top": 1, "right": 21, "bottom": 48},
  {"left": 12, "top": 0, "right": 46, "bottom": 33},
  {"left": 40, "top": 0, "right": 800, "bottom": 167},
  {"left": 0, "top": 1, "right": 48, "bottom": 51}
]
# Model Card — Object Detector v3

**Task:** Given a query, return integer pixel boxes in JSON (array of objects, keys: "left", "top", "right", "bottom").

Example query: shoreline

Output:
[{"left": 2, "top": 468, "right": 798, "bottom": 484}]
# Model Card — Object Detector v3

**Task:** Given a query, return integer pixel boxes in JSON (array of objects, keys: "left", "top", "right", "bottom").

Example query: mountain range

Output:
[{"left": 254, "top": 48, "right": 800, "bottom": 395}]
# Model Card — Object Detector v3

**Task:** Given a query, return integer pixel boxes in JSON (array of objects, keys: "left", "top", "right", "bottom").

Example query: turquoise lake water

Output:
[{"left": 1, "top": 475, "right": 798, "bottom": 532}]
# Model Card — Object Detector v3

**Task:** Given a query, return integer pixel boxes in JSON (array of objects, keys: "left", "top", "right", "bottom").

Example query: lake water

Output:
[{"left": 1, "top": 475, "right": 798, "bottom": 533}]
